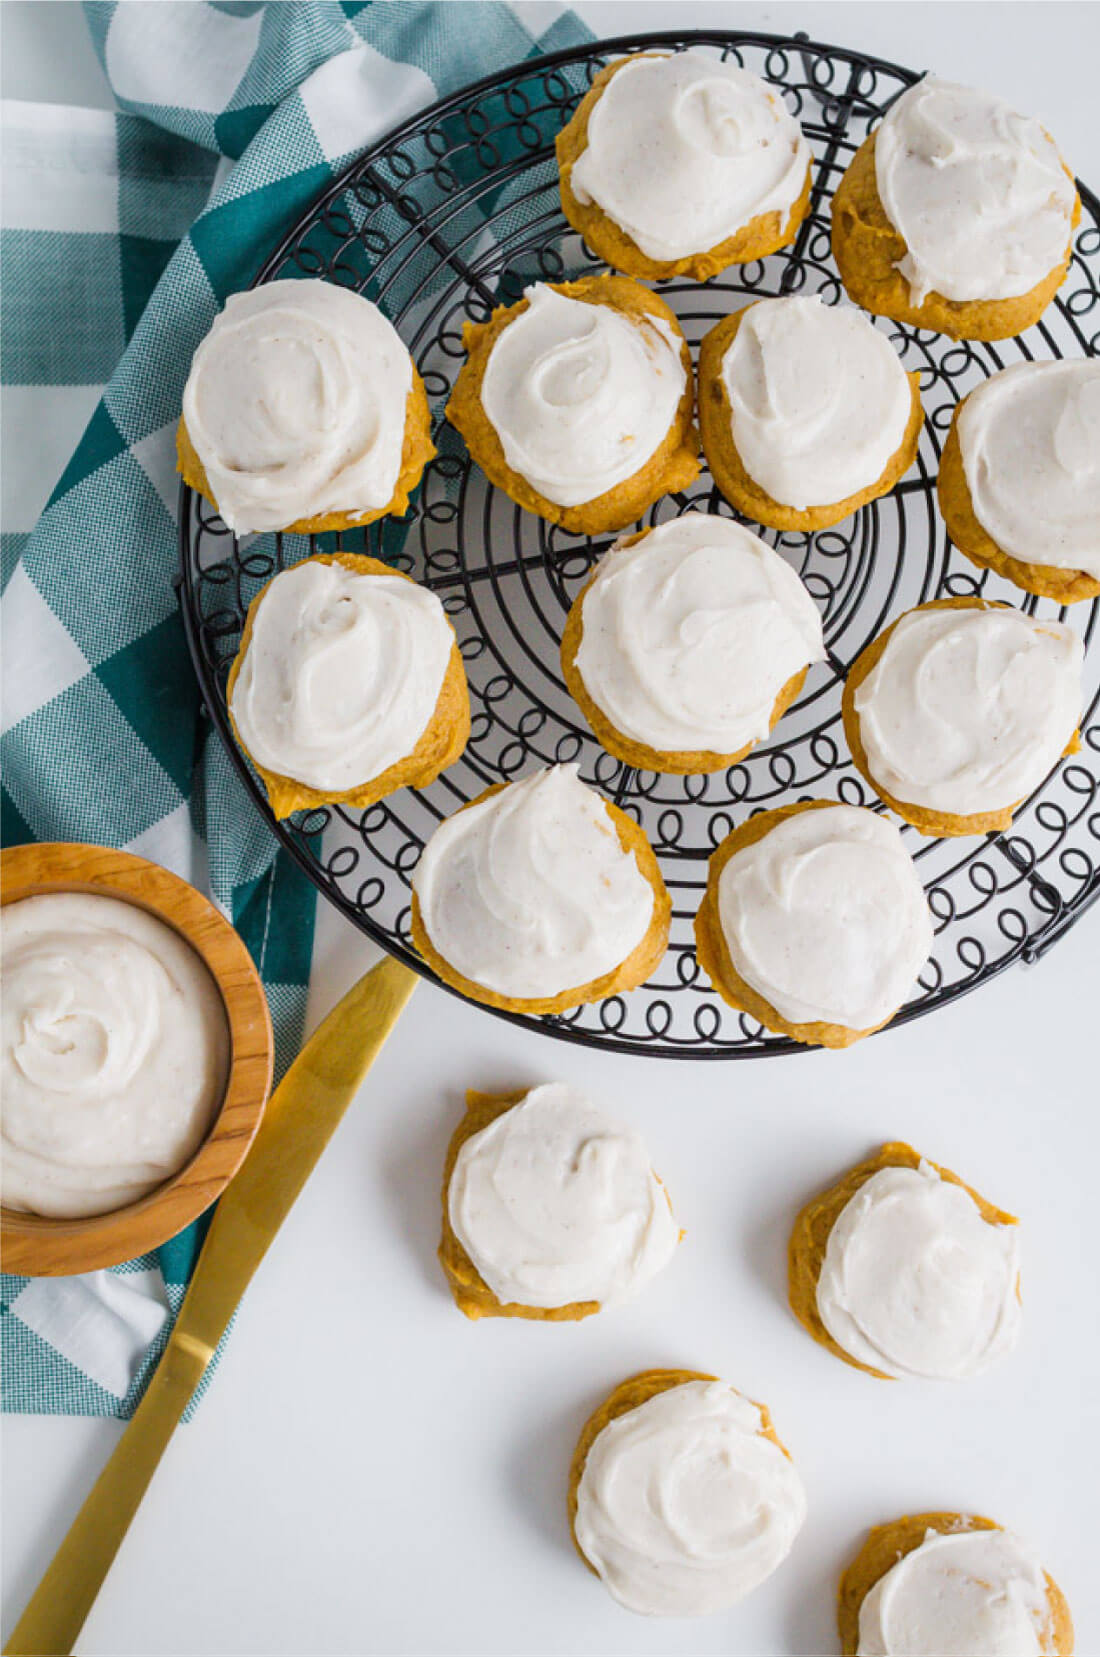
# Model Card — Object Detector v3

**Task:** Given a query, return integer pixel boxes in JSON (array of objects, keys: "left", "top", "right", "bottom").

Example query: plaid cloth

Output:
[{"left": 0, "top": 0, "right": 589, "bottom": 1418}]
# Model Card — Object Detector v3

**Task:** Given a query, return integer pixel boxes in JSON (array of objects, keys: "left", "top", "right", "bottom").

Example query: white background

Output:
[{"left": 3, "top": 4, "right": 1099, "bottom": 1655}]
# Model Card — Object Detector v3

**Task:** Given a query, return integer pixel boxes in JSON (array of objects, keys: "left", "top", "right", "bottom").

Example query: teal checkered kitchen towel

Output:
[{"left": 1, "top": 0, "right": 589, "bottom": 1417}]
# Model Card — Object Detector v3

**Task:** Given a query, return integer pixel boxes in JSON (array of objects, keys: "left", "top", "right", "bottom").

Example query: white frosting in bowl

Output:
[
  {"left": 2, "top": 893, "right": 229, "bottom": 1219},
  {"left": 817, "top": 1159, "right": 1021, "bottom": 1380},
  {"left": 721, "top": 298, "right": 914, "bottom": 510},
  {"left": 857, "top": 1527, "right": 1053, "bottom": 1657},
  {"left": 479, "top": 284, "right": 686, "bottom": 507},
  {"left": 229, "top": 559, "right": 454, "bottom": 793},
  {"left": 874, "top": 77, "right": 1076, "bottom": 305},
  {"left": 412, "top": 765, "right": 656, "bottom": 1000},
  {"left": 854, "top": 604, "right": 1082, "bottom": 817},
  {"left": 957, "top": 361, "right": 1100, "bottom": 579},
  {"left": 575, "top": 1379, "right": 806, "bottom": 1616},
  {"left": 717, "top": 805, "right": 933, "bottom": 1030},
  {"left": 182, "top": 279, "right": 414, "bottom": 534},
  {"left": 570, "top": 52, "right": 810, "bottom": 262},
  {"left": 574, "top": 514, "right": 824, "bottom": 755},
  {"left": 448, "top": 1082, "right": 678, "bottom": 1309}
]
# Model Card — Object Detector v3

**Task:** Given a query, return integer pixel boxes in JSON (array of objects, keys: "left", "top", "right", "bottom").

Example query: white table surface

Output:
[{"left": 3, "top": 4, "right": 1099, "bottom": 1654}]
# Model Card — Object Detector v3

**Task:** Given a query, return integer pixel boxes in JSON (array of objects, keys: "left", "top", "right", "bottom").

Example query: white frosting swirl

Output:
[
  {"left": 817, "top": 1159, "right": 1021, "bottom": 1380},
  {"left": 412, "top": 765, "right": 656, "bottom": 999},
  {"left": 230, "top": 559, "right": 454, "bottom": 794},
  {"left": 721, "top": 298, "right": 914, "bottom": 510},
  {"left": 574, "top": 514, "right": 824, "bottom": 754},
  {"left": 448, "top": 1082, "right": 678, "bottom": 1309},
  {"left": 717, "top": 805, "right": 933, "bottom": 1030},
  {"left": 958, "top": 362, "right": 1100, "bottom": 579},
  {"left": 182, "top": 279, "right": 414, "bottom": 534},
  {"left": 854, "top": 605, "right": 1082, "bottom": 816},
  {"left": 2, "top": 894, "right": 229, "bottom": 1219},
  {"left": 857, "top": 1527, "right": 1053, "bottom": 1656},
  {"left": 875, "top": 77, "right": 1076, "bottom": 305},
  {"left": 575, "top": 1379, "right": 806, "bottom": 1616},
  {"left": 570, "top": 53, "right": 810, "bottom": 262},
  {"left": 479, "top": 283, "right": 686, "bottom": 507}
]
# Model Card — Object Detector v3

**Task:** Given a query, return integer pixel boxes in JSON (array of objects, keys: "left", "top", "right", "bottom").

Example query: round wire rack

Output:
[{"left": 179, "top": 29, "right": 1100, "bottom": 1058}]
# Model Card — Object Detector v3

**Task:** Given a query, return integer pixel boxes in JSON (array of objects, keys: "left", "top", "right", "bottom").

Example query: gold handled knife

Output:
[{"left": 5, "top": 954, "right": 418, "bottom": 1657}]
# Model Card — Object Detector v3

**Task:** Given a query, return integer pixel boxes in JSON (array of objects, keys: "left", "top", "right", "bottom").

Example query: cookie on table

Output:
[
  {"left": 843, "top": 597, "right": 1083, "bottom": 837},
  {"left": 439, "top": 1083, "right": 679, "bottom": 1321},
  {"left": 831, "top": 77, "right": 1080, "bottom": 341},
  {"left": 178, "top": 279, "right": 434, "bottom": 534},
  {"left": 698, "top": 297, "right": 922, "bottom": 531},
  {"left": 410, "top": 764, "right": 670, "bottom": 1014},
  {"left": 788, "top": 1142, "right": 1021, "bottom": 1381},
  {"left": 839, "top": 1513, "right": 1074, "bottom": 1656},
  {"left": 560, "top": 513, "right": 824, "bottom": 774},
  {"left": 937, "top": 362, "right": 1100, "bottom": 604},
  {"left": 569, "top": 1369, "right": 806, "bottom": 1616},
  {"left": 227, "top": 553, "right": 469, "bottom": 820},
  {"left": 444, "top": 274, "right": 699, "bottom": 535},
  {"left": 694, "top": 800, "right": 933, "bottom": 1049},
  {"left": 555, "top": 51, "right": 812, "bottom": 282}
]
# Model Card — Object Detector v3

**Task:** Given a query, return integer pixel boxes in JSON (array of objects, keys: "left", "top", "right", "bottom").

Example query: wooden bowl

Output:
[{"left": 1, "top": 843, "right": 273, "bottom": 1276}]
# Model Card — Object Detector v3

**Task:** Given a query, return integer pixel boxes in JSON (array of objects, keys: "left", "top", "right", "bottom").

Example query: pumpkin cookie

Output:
[
  {"left": 788, "top": 1142, "right": 1021, "bottom": 1380},
  {"left": 698, "top": 298, "right": 922, "bottom": 531},
  {"left": 410, "top": 764, "right": 670, "bottom": 1014},
  {"left": 560, "top": 514, "right": 823, "bottom": 773},
  {"left": 178, "top": 279, "right": 434, "bottom": 534},
  {"left": 444, "top": 274, "right": 698, "bottom": 535},
  {"left": 831, "top": 79, "right": 1079, "bottom": 341},
  {"left": 439, "top": 1083, "right": 679, "bottom": 1321},
  {"left": 694, "top": 801, "right": 933, "bottom": 1048},
  {"left": 227, "top": 553, "right": 469, "bottom": 820},
  {"left": 556, "top": 51, "right": 812, "bottom": 282}
]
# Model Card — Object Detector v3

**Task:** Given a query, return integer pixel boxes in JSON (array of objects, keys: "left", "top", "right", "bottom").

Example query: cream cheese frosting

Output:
[
  {"left": 816, "top": 1160, "right": 1021, "bottom": 1380},
  {"left": 574, "top": 1379, "right": 806, "bottom": 1616},
  {"left": 182, "top": 279, "right": 413, "bottom": 534},
  {"left": 957, "top": 361, "right": 1100, "bottom": 579},
  {"left": 721, "top": 298, "right": 914, "bottom": 510},
  {"left": 570, "top": 52, "right": 811, "bottom": 262},
  {"left": 857, "top": 1527, "right": 1053, "bottom": 1656},
  {"left": 717, "top": 805, "right": 933, "bottom": 1030},
  {"left": 854, "top": 604, "right": 1082, "bottom": 816},
  {"left": 874, "top": 77, "right": 1076, "bottom": 305},
  {"left": 412, "top": 765, "right": 655, "bottom": 999},
  {"left": 448, "top": 1082, "right": 678, "bottom": 1309},
  {"left": 2, "top": 893, "right": 229, "bottom": 1219},
  {"left": 479, "top": 283, "right": 686, "bottom": 507},
  {"left": 230, "top": 559, "right": 454, "bottom": 793},
  {"left": 574, "top": 514, "right": 824, "bottom": 754}
]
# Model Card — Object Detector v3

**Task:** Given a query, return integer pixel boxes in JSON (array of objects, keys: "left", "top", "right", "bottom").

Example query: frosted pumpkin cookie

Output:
[
  {"left": 439, "top": 1083, "right": 679, "bottom": 1321},
  {"left": 831, "top": 78, "right": 1080, "bottom": 341},
  {"left": 178, "top": 279, "right": 434, "bottom": 534},
  {"left": 839, "top": 1514, "right": 1074, "bottom": 1655},
  {"left": 694, "top": 801, "right": 933, "bottom": 1048},
  {"left": 788, "top": 1142, "right": 1021, "bottom": 1381},
  {"left": 410, "top": 764, "right": 670, "bottom": 1014},
  {"left": 569, "top": 1369, "right": 806, "bottom": 1616},
  {"left": 555, "top": 52, "right": 812, "bottom": 282},
  {"left": 444, "top": 275, "right": 698, "bottom": 535},
  {"left": 843, "top": 597, "right": 1083, "bottom": 836},
  {"left": 560, "top": 513, "right": 824, "bottom": 773},
  {"left": 938, "top": 362, "right": 1100, "bottom": 604},
  {"left": 227, "top": 553, "right": 469, "bottom": 820},
  {"left": 698, "top": 297, "right": 922, "bottom": 531}
]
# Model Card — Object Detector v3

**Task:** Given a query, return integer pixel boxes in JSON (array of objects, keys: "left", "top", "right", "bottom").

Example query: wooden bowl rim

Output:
[{"left": 1, "top": 842, "right": 274, "bottom": 1276}]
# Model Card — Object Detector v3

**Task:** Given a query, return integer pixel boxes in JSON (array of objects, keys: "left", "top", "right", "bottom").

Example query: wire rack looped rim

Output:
[{"left": 178, "top": 28, "right": 1100, "bottom": 1059}]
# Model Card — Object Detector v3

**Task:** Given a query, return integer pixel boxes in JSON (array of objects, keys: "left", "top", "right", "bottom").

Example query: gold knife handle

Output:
[{"left": 4, "top": 1337, "right": 210, "bottom": 1656}]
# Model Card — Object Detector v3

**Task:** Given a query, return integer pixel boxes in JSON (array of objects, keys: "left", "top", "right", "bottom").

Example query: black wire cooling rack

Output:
[{"left": 178, "top": 29, "right": 1100, "bottom": 1058}]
